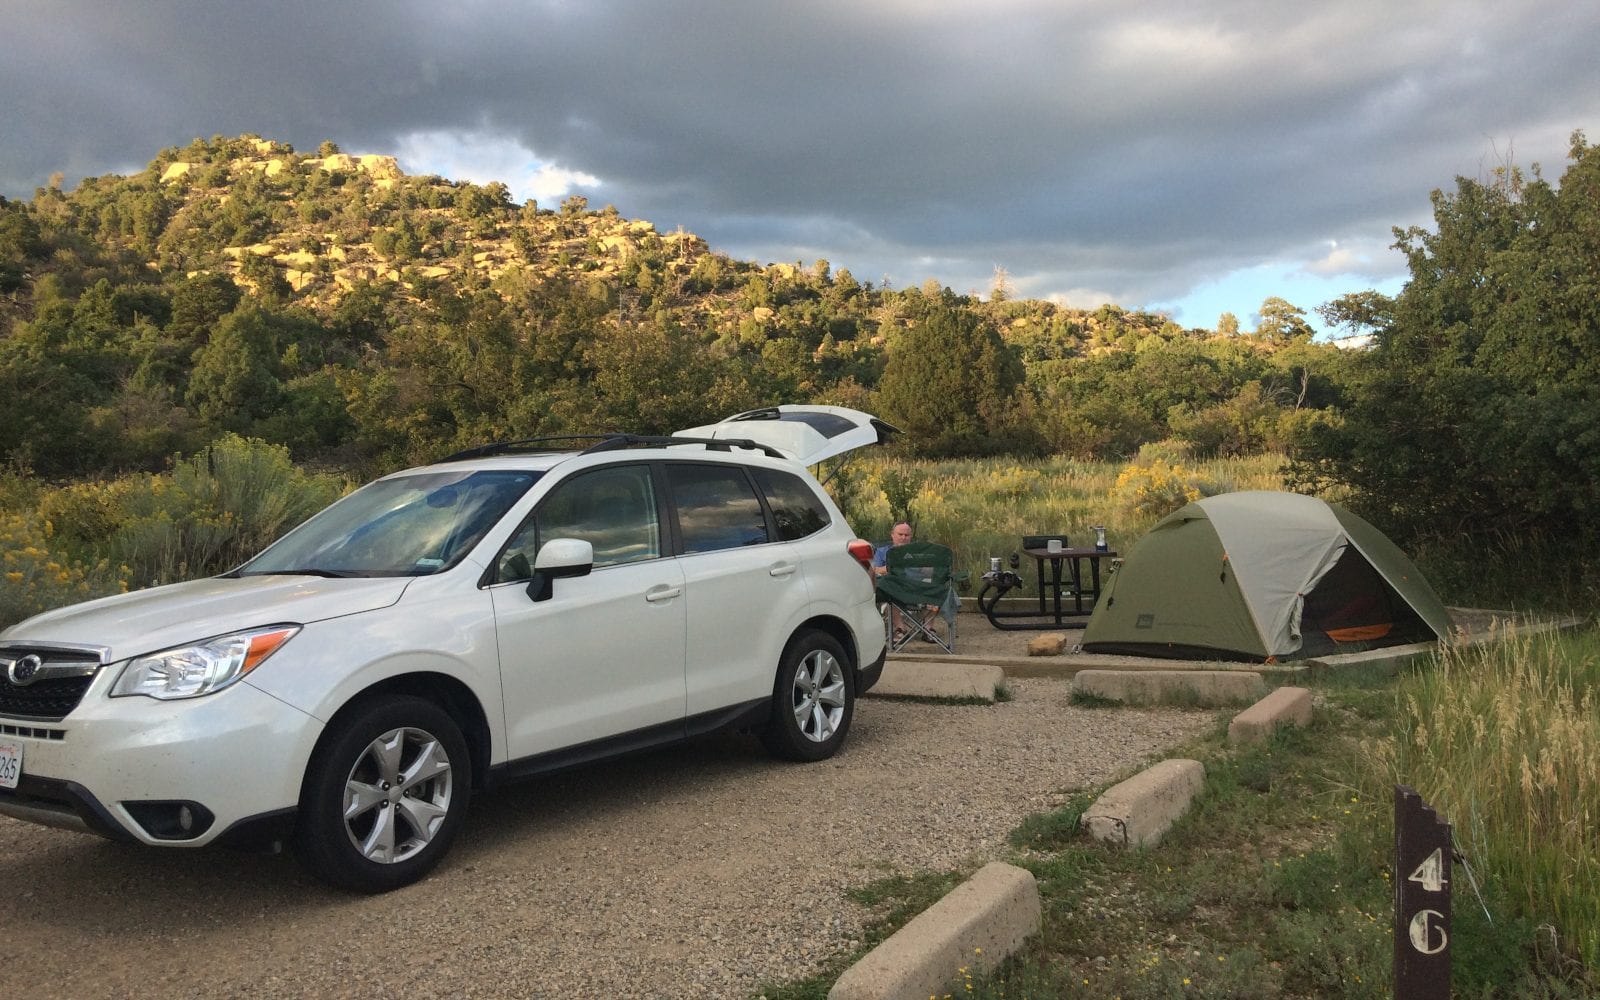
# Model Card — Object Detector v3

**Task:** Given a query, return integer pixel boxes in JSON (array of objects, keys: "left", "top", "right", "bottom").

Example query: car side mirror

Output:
[{"left": 526, "top": 538, "right": 594, "bottom": 602}]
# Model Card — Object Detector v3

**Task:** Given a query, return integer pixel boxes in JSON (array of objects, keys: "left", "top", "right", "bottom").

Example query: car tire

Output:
[
  {"left": 295, "top": 695, "right": 471, "bottom": 893},
  {"left": 760, "top": 630, "right": 855, "bottom": 762}
]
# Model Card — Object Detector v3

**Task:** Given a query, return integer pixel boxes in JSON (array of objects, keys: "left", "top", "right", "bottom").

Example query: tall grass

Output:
[
  {"left": 1375, "top": 627, "right": 1600, "bottom": 972},
  {"left": 838, "top": 449, "right": 1289, "bottom": 583}
]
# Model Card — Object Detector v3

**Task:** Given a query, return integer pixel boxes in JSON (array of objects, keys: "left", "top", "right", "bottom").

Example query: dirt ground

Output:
[
  {"left": 1, "top": 606, "right": 1527, "bottom": 998},
  {"left": 0, "top": 677, "right": 1213, "bottom": 999}
]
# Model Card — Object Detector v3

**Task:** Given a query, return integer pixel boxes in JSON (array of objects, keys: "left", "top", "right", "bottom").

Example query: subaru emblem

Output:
[{"left": 7, "top": 654, "right": 42, "bottom": 686}]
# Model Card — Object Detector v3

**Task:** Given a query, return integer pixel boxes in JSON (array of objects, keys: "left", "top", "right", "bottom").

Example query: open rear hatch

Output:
[{"left": 674, "top": 406, "right": 898, "bottom": 464}]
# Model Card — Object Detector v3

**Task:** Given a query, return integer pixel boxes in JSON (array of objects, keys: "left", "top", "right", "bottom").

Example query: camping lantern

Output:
[{"left": 1092, "top": 525, "right": 1108, "bottom": 551}]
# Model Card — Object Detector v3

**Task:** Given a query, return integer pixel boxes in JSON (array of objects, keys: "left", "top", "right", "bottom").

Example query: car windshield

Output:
[{"left": 239, "top": 469, "right": 541, "bottom": 578}]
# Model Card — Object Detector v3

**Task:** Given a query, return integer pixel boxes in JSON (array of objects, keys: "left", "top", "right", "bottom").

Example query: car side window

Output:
[
  {"left": 751, "top": 468, "right": 830, "bottom": 541},
  {"left": 495, "top": 465, "right": 661, "bottom": 581},
  {"left": 666, "top": 463, "right": 771, "bottom": 554}
]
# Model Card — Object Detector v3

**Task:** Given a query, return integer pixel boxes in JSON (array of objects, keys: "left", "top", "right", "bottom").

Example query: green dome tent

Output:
[{"left": 1082, "top": 491, "right": 1454, "bottom": 662}]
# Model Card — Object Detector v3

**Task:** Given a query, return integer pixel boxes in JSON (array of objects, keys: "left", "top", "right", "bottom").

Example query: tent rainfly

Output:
[{"left": 1081, "top": 491, "right": 1454, "bottom": 662}]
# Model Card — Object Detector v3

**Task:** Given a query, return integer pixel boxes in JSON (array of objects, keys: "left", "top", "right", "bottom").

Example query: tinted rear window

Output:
[
  {"left": 753, "top": 468, "right": 830, "bottom": 540},
  {"left": 766, "top": 412, "right": 856, "bottom": 437},
  {"left": 667, "top": 464, "right": 770, "bottom": 553}
]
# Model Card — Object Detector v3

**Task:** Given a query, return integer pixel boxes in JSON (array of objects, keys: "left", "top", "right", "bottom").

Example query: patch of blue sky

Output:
[
  {"left": 1154, "top": 261, "right": 1407, "bottom": 339},
  {"left": 390, "top": 129, "right": 598, "bottom": 206}
]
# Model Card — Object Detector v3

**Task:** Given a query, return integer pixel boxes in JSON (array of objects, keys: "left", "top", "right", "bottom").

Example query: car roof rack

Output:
[
  {"left": 582, "top": 434, "right": 788, "bottom": 458},
  {"left": 438, "top": 436, "right": 610, "bottom": 462},
  {"left": 437, "top": 433, "right": 787, "bottom": 463}
]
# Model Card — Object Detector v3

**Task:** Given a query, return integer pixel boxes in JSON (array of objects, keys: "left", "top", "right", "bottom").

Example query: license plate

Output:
[{"left": 0, "top": 741, "right": 21, "bottom": 789}]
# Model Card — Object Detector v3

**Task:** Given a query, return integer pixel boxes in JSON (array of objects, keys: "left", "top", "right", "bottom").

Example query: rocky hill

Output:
[
  {"left": 140, "top": 136, "right": 740, "bottom": 319},
  {"left": 10, "top": 133, "right": 1197, "bottom": 350},
  {"left": 0, "top": 134, "right": 1338, "bottom": 478}
]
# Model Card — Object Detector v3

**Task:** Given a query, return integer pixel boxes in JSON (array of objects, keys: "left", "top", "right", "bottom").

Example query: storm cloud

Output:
[{"left": 5, "top": 1, "right": 1597, "bottom": 320}]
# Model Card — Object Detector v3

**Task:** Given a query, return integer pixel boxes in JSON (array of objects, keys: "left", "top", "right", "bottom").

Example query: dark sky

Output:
[{"left": 6, "top": 1, "right": 1598, "bottom": 328}]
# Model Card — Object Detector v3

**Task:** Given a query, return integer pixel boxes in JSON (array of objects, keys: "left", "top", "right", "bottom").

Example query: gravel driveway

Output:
[{"left": 2, "top": 678, "right": 1212, "bottom": 999}]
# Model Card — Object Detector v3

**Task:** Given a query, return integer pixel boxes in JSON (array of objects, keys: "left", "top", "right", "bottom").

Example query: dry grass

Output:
[
  {"left": 844, "top": 449, "right": 1289, "bottom": 581},
  {"left": 1374, "top": 625, "right": 1600, "bottom": 971}
]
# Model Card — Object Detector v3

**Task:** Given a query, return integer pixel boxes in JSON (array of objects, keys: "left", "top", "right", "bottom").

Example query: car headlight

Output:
[{"left": 111, "top": 626, "right": 301, "bottom": 700}]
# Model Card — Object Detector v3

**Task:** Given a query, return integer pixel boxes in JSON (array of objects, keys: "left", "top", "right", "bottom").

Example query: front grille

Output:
[
  {"left": 0, "top": 675, "right": 95, "bottom": 720},
  {"left": 0, "top": 649, "right": 102, "bottom": 721}
]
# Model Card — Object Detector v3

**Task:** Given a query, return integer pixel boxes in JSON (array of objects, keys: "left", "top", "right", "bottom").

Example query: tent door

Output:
[{"left": 1300, "top": 547, "right": 1427, "bottom": 649}]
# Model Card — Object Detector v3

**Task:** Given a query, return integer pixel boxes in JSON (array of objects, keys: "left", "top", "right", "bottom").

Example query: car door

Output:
[
  {"left": 489, "top": 464, "right": 687, "bottom": 760},
  {"left": 663, "top": 461, "right": 808, "bottom": 717}
]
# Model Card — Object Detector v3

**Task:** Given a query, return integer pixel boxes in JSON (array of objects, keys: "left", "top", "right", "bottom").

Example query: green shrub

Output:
[
  {"left": 42, "top": 435, "right": 346, "bottom": 588},
  {"left": 876, "top": 465, "right": 924, "bottom": 523},
  {"left": 1112, "top": 459, "right": 1205, "bottom": 522},
  {"left": 36, "top": 477, "right": 140, "bottom": 549},
  {"left": 0, "top": 513, "right": 130, "bottom": 630}
]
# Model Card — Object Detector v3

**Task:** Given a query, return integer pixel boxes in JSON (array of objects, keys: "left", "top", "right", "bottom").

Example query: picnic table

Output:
[{"left": 977, "top": 545, "right": 1118, "bottom": 630}]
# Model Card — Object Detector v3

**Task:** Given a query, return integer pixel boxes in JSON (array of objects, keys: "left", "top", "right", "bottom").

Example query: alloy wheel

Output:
[
  {"left": 790, "top": 648, "right": 846, "bottom": 744},
  {"left": 341, "top": 726, "right": 454, "bottom": 864}
]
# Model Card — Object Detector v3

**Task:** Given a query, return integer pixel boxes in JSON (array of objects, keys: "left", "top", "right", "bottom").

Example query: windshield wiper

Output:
[{"left": 248, "top": 568, "right": 364, "bottom": 579}]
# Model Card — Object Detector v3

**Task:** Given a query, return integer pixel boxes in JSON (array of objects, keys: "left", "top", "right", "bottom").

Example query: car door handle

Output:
[
  {"left": 644, "top": 584, "right": 683, "bottom": 602},
  {"left": 769, "top": 562, "right": 797, "bottom": 578}
]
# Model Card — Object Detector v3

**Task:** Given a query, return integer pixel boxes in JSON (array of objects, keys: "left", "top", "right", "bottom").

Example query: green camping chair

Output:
[{"left": 875, "top": 541, "right": 965, "bottom": 653}]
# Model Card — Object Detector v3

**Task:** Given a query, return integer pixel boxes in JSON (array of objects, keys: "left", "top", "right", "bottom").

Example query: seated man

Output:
[
  {"left": 873, "top": 521, "right": 914, "bottom": 641},
  {"left": 872, "top": 521, "right": 915, "bottom": 578},
  {"left": 873, "top": 521, "right": 946, "bottom": 644}
]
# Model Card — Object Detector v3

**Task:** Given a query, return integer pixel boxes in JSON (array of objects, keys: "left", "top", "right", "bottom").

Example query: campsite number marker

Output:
[
  {"left": 1407, "top": 847, "right": 1448, "bottom": 893},
  {"left": 1394, "top": 785, "right": 1452, "bottom": 998}
]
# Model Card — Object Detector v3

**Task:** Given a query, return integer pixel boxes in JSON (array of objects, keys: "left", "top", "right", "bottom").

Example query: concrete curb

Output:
[
  {"left": 1072, "top": 669, "right": 1266, "bottom": 707},
  {"left": 1228, "top": 686, "right": 1313, "bottom": 744},
  {"left": 1301, "top": 642, "right": 1437, "bottom": 677},
  {"left": 867, "top": 661, "right": 1005, "bottom": 701},
  {"left": 886, "top": 633, "right": 1301, "bottom": 682},
  {"left": 828, "top": 862, "right": 1041, "bottom": 1000},
  {"left": 1082, "top": 758, "right": 1206, "bottom": 848},
  {"left": 1449, "top": 612, "right": 1585, "bottom": 646}
]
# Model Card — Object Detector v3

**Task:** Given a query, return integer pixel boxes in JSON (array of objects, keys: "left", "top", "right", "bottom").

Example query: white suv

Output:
[{"left": 0, "top": 406, "right": 892, "bottom": 892}]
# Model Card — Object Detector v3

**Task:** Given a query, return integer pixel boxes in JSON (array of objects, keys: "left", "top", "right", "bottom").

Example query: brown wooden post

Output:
[{"left": 1394, "top": 785, "right": 1452, "bottom": 998}]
